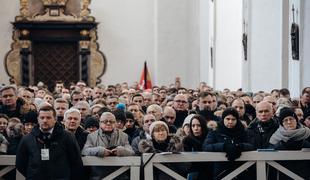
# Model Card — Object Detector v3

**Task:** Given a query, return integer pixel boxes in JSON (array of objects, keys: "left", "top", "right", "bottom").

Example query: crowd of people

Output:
[{"left": 0, "top": 80, "right": 310, "bottom": 180}]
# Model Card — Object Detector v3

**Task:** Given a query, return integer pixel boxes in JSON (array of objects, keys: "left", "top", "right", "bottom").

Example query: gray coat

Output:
[{"left": 82, "top": 128, "right": 134, "bottom": 157}]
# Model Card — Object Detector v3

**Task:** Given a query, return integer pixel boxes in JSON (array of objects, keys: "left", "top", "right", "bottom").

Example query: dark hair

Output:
[
  {"left": 189, "top": 114, "right": 207, "bottom": 138},
  {"left": 39, "top": 105, "right": 56, "bottom": 118},
  {"left": 279, "top": 88, "right": 290, "bottom": 96}
]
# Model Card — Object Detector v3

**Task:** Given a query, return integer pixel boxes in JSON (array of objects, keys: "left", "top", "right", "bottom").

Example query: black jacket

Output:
[
  {"left": 247, "top": 118, "right": 279, "bottom": 149},
  {"left": 16, "top": 123, "right": 83, "bottom": 180},
  {"left": 203, "top": 121, "right": 254, "bottom": 180},
  {"left": 74, "top": 126, "right": 89, "bottom": 150}
]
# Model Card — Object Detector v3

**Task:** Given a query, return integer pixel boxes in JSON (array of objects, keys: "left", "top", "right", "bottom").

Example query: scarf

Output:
[{"left": 269, "top": 124, "right": 310, "bottom": 145}]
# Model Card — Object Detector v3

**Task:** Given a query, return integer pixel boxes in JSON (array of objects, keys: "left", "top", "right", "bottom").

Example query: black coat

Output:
[
  {"left": 74, "top": 126, "right": 89, "bottom": 151},
  {"left": 247, "top": 118, "right": 279, "bottom": 149},
  {"left": 203, "top": 121, "right": 254, "bottom": 180},
  {"left": 174, "top": 110, "right": 188, "bottom": 128},
  {"left": 16, "top": 123, "right": 83, "bottom": 180}
]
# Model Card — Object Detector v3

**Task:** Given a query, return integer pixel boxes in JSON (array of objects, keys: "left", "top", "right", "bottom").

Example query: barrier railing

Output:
[
  {"left": 0, "top": 155, "right": 141, "bottom": 180},
  {"left": 143, "top": 151, "right": 310, "bottom": 180},
  {"left": 1, "top": 151, "right": 310, "bottom": 180}
]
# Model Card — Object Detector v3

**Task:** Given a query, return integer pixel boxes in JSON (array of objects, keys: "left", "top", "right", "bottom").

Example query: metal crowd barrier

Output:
[{"left": 1, "top": 151, "right": 310, "bottom": 180}]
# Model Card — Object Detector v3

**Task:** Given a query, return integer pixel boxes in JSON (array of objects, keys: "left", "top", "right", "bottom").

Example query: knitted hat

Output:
[
  {"left": 23, "top": 111, "right": 38, "bottom": 124},
  {"left": 84, "top": 116, "right": 99, "bottom": 129},
  {"left": 149, "top": 121, "right": 169, "bottom": 136},
  {"left": 116, "top": 103, "right": 126, "bottom": 111},
  {"left": 222, "top": 107, "right": 239, "bottom": 120},
  {"left": 183, "top": 114, "right": 195, "bottom": 128},
  {"left": 279, "top": 107, "right": 298, "bottom": 125},
  {"left": 304, "top": 109, "right": 310, "bottom": 120}
]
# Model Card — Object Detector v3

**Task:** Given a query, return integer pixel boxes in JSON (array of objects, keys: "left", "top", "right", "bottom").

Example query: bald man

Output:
[{"left": 247, "top": 101, "right": 279, "bottom": 149}]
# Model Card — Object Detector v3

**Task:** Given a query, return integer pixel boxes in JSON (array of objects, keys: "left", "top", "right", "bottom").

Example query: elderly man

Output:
[
  {"left": 16, "top": 105, "right": 83, "bottom": 180},
  {"left": 74, "top": 101, "right": 91, "bottom": 125},
  {"left": 64, "top": 108, "right": 89, "bottom": 150},
  {"left": 146, "top": 104, "right": 163, "bottom": 121},
  {"left": 82, "top": 112, "right": 134, "bottom": 157},
  {"left": 82, "top": 112, "right": 134, "bottom": 179},
  {"left": 247, "top": 101, "right": 279, "bottom": 149},
  {"left": 131, "top": 114, "right": 156, "bottom": 155},
  {"left": 163, "top": 106, "right": 177, "bottom": 134}
]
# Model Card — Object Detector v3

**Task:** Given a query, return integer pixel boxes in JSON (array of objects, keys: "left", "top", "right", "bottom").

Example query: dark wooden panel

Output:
[{"left": 32, "top": 41, "right": 79, "bottom": 90}]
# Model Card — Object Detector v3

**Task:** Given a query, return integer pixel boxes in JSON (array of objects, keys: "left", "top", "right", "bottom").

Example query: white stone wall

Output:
[
  {"left": 0, "top": 0, "right": 19, "bottom": 85},
  {"left": 302, "top": 0, "right": 310, "bottom": 89},
  {"left": 214, "top": 0, "right": 243, "bottom": 91},
  {"left": 248, "top": 0, "right": 283, "bottom": 93},
  {"left": 0, "top": 0, "right": 309, "bottom": 95}
]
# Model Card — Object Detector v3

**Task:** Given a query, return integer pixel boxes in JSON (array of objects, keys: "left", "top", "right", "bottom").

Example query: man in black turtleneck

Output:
[
  {"left": 247, "top": 101, "right": 279, "bottom": 149},
  {"left": 172, "top": 94, "right": 189, "bottom": 128}
]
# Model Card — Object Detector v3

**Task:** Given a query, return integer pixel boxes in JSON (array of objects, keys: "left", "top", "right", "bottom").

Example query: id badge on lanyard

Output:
[{"left": 41, "top": 145, "right": 50, "bottom": 161}]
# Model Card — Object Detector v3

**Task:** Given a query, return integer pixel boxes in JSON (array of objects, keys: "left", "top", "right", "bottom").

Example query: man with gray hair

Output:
[
  {"left": 146, "top": 104, "right": 163, "bottom": 121},
  {"left": 74, "top": 100, "right": 91, "bottom": 126},
  {"left": 64, "top": 108, "right": 89, "bottom": 150},
  {"left": 82, "top": 112, "right": 134, "bottom": 179}
]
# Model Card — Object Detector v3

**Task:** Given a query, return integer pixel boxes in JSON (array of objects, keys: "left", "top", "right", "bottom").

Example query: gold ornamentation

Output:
[
  {"left": 89, "top": 29, "right": 105, "bottom": 86},
  {"left": 79, "top": 41, "right": 90, "bottom": 49},
  {"left": 20, "top": 40, "right": 31, "bottom": 49},
  {"left": 80, "top": 0, "right": 91, "bottom": 18},
  {"left": 42, "top": 0, "right": 67, "bottom": 6},
  {"left": 80, "top": 30, "right": 89, "bottom": 36},
  {"left": 20, "top": 0, "right": 29, "bottom": 18},
  {"left": 5, "top": 31, "right": 23, "bottom": 85}
]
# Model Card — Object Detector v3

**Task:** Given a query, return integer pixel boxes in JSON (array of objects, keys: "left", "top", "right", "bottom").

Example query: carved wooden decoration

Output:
[{"left": 5, "top": 0, "right": 105, "bottom": 87}]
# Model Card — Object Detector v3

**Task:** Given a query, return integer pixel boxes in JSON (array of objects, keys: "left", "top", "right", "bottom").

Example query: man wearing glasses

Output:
[
  {"left": 82, "top": 112, "right": 134, "bottom": 179},
  {"left": 173, "top": 94, "right": 189, "bottom": 128}
]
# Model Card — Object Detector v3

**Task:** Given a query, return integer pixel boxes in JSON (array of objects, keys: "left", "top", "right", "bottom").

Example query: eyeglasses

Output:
[
  {"left": 100, "top": 120, "right": 116, "bottom": 124},
  {"left": 144, "top": 119, "right": 156, "bottom": 124},
  {"left": 164, "top": 116, "right": 175, "bottom": 120},
  {"left": 175, "top": 100, "right": 187, "bottom": 104},
  {"left": 73, "top": 98, "right": 83, "bottom": 101}
]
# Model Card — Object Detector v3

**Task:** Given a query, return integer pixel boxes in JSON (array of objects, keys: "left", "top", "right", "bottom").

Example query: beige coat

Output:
[{"left": 82, "top": 128, "right": 134, "bottom": 157}]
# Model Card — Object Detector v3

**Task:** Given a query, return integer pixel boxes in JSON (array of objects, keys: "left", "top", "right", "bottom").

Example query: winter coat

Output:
[
  {"left": 268, "top": 124, "right": 310, "bottom": 180},
  {"left": 174, "top": 110, "right": 188, "bottom": 128},
  {"left": 16, "top": 123, "right": 83, "bottom": 180},
  {"left": 74, "top": 126, "right": 89, "bottom": 151},
  {"left": 131, "top": 130, "right": 150, "bottom": 155},
  {"left": 203, "top": 121, "right": 254, "bottom": 180},
  {"left": 247, "top": 118, "right": 279, "bottom": 149},
  {"left": 139, "top": 135, "right": 185, "bottom": 180},
  {"left": 138, "top": 135, "right": 183, "bottom": 154},
  {"left": 82, "top": 128, "right": 134, "bottom": 179},
  {"left": 82, "top": 128, "right": 134, "bottom": 157},
  {"left": 123, "top": 126, "right": 142, "bottom": 145},
  {"left": 183, "top": 134, "right": 213, "bottom": 180}
]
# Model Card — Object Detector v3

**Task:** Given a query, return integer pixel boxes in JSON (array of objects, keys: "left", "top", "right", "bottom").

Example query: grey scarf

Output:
[{"left": 269, "top": 124, "right": 310, "bottom": 145}]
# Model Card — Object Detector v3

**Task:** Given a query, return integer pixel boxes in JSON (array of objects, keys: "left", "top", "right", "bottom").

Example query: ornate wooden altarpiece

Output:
[{"left": 5, "top": 0, "right": 106, "bottom": 89}]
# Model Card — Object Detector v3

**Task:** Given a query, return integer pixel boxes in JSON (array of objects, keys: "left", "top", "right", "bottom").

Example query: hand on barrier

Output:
[{"left": 224, "top": 141, "right": 241, "bottom": 161}]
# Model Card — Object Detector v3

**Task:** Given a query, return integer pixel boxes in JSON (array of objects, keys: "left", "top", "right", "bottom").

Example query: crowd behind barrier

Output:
[
  {"left": 1, "top": 151, "right": 310, "bottom": 180},
  {"left": 0, "top": 80, "right": 310, "bottom": 180}
]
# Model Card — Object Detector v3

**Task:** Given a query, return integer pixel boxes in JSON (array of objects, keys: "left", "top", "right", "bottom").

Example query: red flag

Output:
[{"left": 139, "top": 61, "right": 152, "bottom": 90}]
